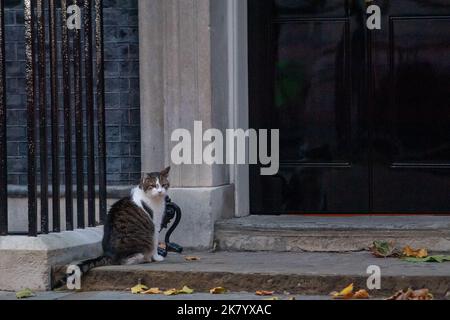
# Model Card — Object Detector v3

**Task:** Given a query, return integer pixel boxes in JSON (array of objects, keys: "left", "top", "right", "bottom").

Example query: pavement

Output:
[
  {"left": 50, "top": 251, "right": 450, "bottom": 298},
  {"left": 0, "top": 291, "right": 331, "bottom": 300}
]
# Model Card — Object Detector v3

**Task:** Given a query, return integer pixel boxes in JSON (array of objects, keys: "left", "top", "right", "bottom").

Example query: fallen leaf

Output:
[
  {"left": 353, "top": 289, "right": 370, "bottom": 299},
  {"left": 210, "top": 287, "right": 227, "bottom": 294},
  {"left": 255, "top": 290, "right": 275, "bottom": 296},
  {"left": 411, "top": 289, "right": 433, "bottom": 300},
  {"left": 142, "top": 288, "right": 163, "bottom": 294},
  {"left": 163, "top": 288, "right": 179, "bottom": 296},
  {"left": 163, "top": 286, "right": 194, "bottom": 296},
  {"left": 387, "top": 288, "right": 433, "bottom": 300},
  {"left": 131, "top": 284, "right": 149, "bottom": 294},
  {"left": 288, "top": 296, "right": 296, "bottom": 301},
  {"left": 370, "top": 241, "right": 400, "bottom": 258},
  {"left": 179, "top": 286, "right": 194, "bottom": 294},
  {"left": 403, "top": 255, "right": 450, "bottom": 263},
  {"left": 403, "top": 246, "right": 428, "bottom": 258},
  {"left": 16, "top": 288, "right": 35, "bottom": 299},
  {"left": 331, "top": 283, "right": 354, "bottom": 299},
  {"left": 184, "top": 256, "right": 201, "bottom": 261}
]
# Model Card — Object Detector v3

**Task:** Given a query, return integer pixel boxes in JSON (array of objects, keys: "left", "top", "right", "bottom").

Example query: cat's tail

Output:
[
  {"left": 75, "top": 255, "right": 114, "bottom": 274},
  {"left": 53, "top": 255, "right": 113, "bottom": 289}
]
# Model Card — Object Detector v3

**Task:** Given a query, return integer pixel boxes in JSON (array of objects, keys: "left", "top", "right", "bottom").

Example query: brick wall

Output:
[{"left": 4, "top": 0, "right": 141, "bottom": 186}]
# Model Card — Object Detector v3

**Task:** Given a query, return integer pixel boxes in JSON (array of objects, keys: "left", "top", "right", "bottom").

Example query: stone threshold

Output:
[
  {"left": 75, "top": 251, "right": 450, "bottom": 298},
  {"left": 214, "top": 215, "right": 450, "bottom": 253}
]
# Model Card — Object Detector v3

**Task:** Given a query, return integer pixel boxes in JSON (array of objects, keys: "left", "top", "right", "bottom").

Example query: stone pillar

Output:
[{"left": 138, "top": 0, "right": 234, "bottom": 248}]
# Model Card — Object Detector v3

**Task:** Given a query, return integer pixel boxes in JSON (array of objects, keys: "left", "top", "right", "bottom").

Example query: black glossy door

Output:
[
  {"left": 249, "top": 0, "right": 450, "bottom": 214},
  {"left": 372, "top": 1, "right": 450, "bottom": 212}
]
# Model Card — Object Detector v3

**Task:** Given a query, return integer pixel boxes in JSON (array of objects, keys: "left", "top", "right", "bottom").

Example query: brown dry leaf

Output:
[
  {"left": 210, "top": 287, "right": 227, "bottom": 294},
  {"left": 411, "top": 289, "right": 433, "bottom": 300},
  {"left": 331, "top": 283, "right": 354, "bottom": 299},
  {"left": 184, "top": 256, "right": 201, "bottom": 261},
  {"left": 353, "top": 289, "right": 370, "bottom": 299},
  {"left": 142, "top": 288, "right": 163, "bottom": 295},
  {"left": 387, "top": 288, "right": 433, "bottom": 300},
  {"left": 403, "top": 246, "right": 428, "bottom": 258},
  {"left": 255, "top": 290, "right": 275, "bottom": 296}
]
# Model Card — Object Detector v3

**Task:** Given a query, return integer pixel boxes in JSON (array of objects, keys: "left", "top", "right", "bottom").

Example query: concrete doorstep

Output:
[
  {"left": 215, "top": 215, "right": 450, "bottom": 252},
  {"left": 61, "top": 251, "right": 450, "bottom": 299}
]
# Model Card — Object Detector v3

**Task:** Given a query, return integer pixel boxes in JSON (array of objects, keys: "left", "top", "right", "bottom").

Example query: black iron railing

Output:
[{"left": 0, "top": 0, "right": 107, "bottom": 236}]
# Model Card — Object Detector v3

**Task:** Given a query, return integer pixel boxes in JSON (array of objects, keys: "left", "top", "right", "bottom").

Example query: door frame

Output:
[{"left": 227, "top": 0, "right": 251, "bottom": 217}]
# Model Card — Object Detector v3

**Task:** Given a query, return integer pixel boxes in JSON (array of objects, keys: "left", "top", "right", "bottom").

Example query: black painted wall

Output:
[{"left": 4, "top": 0, "right": 141, "bottom": 186}]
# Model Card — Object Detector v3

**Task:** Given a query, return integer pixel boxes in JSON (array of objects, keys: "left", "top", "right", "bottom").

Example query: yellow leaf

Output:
[
  {"left": 163, "top": 288, "right": 179, "bottom": 296},
  {"left": 16, "top": 288, "right": 35, "bottom": 299},
  {"left": 142, "top": 288, "right": 163, "bottom": 294},
  {"left": 255, "top": 290, "right": 274, "bottom": 296},
  {"left": 331, "top": 283, "right": 354, "bottom": 299},
  {"left": 210, "top": 287, "right": 227, "bottom": 294},
  {"left": 131, "top": 284, "right": 149, "bottom": 294},
  {"left": 179, "top": 286, "right": 194, "bottom": 294},
  {"left": 403, "top": 246, "right": 428, "bottom": 258},
  {"left": 353, "top": 289, "right": 370, "bottom": 299},
  {"left": 185, "top": 256, "right": 201, "bottom": 261}
]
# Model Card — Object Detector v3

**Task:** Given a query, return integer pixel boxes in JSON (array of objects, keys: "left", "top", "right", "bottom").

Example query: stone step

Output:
[
  {"left": 73, "top": 251, "right": 450, "bottom": 298},
  {"left": 214, "top": 215, "right": 450, "bottom": 253}
]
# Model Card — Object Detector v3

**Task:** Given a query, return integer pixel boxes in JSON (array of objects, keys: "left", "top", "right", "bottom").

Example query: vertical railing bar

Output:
[
  {"left": 84, "top": 0, "right": 95, "bottom": 227},
  {"left": 61, "top": 0, "right": 73, "bottom": 231},
  {"left": 73, "top": 0, "right": 85, "bottom": 229},
  {"left": 49, "top": 0, "right": 60, "bottom": 232},
  {"left": 0, "top": 0, "right": 7, "bottom": 235},
  {"left": 37, "top": 0, "right": 48, "bottom": 234},
  {"left": 24, "top": 0, "right": 37, "bottom": 237},
  {"left": 95, "top": 0, "right": 107, "bottom": 223}
]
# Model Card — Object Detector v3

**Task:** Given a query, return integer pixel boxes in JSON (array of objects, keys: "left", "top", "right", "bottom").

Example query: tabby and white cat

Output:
[{"left": 74, "top": 167, "right": 171, "bottom": 275}]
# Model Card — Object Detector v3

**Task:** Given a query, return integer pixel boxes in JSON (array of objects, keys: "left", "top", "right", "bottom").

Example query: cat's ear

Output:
[
  {"left": 161, "top": 166, "right": 171, "bottom": 177},
  {"left": 139, "top": 174, "right": 148, "bottom": 189}
]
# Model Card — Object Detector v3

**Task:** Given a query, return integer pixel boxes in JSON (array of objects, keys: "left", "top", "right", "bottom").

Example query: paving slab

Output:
[{"left": 75, "top": 251, "right": 450, "bottom": 298}]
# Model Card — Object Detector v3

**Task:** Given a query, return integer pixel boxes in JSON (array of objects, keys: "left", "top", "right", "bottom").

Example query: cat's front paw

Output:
[{"left": 152, "top": 254, "right": 165, "bottom": 262}]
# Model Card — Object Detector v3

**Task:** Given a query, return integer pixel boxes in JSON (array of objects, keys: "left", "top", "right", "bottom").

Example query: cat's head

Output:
[{"left": 139, "top": 167, "right": 171, "bottom": 198}]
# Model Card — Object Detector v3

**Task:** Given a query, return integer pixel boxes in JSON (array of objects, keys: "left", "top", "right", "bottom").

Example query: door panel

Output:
[
  {"left": 372, "top": 1, "right": 450, "bottom": 212},
  {"left": 249, "top": 0, "right": 369, "bottom": 214},
  {"left": 273, "top": 0, "right": 348, "bottom": 17}
]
